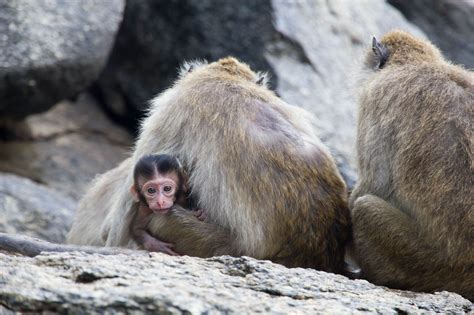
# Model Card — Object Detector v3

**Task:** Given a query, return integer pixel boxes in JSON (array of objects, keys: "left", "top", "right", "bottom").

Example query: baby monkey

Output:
[{"left": 130, "top": 154, "right": 204, "bottom": 255}]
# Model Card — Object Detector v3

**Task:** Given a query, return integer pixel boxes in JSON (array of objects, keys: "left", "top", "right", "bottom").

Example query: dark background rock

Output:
[
  {"left": 388, "top": 0, "right": 474, "bottom": 68},
  {"left": 0, "top": 0, "right": 125, "bottom": 119},
  {"left": 0, "top": 94, "right": 132, "bottom": 201},
  {"left": 92, "top": 0, "right": 277, "bottom": 131},
  {"left": 0, "top": 253, "right": 471, "bottom": 313},
  {"left": 0, "top": 173, "right": 75, "bottom": 243}
]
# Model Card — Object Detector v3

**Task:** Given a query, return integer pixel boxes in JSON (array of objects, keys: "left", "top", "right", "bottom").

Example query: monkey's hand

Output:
[
  {"left": 142, "top": 233, "right": 180, "bottom": 256},
  {"left": 193, "top": 209, "right": 206, "bottom": 221}
]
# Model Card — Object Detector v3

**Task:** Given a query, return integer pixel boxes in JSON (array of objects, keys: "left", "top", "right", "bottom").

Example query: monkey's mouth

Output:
[{"left": 151, "top": 208, "right": 171, "bottom": 215}]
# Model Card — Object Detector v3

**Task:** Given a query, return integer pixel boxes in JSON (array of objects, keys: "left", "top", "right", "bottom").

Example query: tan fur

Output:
[
  {"left": 67, "top": 158, "right": 133, "bottom": 246},
  {"left": 351, "top": 30, "right": 474, "bottom": 300},
  {"left": 68, "top": 57, "right": 350, "bottom": 272}
]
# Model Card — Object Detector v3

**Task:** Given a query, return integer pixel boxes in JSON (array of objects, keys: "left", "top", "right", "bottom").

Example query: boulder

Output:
[
  {"left": 0, "top": 93, "right": 132, "bottom": 201},
  {"left": 0, "top": 0, "right": 125, "bottom": 119},
  {"left": 0, "top": 253, "right": 471, "bottom": 313},
  {"left": 93, "top": 0, "right": 423, "bottom": 187},
  {"left": 92, "top": 0, "right": 277, "bottom": 130},
  {"left": 0, "top": 173, "right": 75, "bottom": 243},
  {"left": 389, "top": 0, "right": 474, "bottom": 68}
]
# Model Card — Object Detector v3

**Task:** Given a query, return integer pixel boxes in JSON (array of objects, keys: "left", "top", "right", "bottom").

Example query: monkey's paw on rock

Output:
[{"left": 0, "top": 253, "right": 471, "bottom": 314}]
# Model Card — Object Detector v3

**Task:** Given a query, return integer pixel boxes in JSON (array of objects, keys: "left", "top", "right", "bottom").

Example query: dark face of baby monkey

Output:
[{"left": 130, "top": 154, "right": 186, "bottom": 214}]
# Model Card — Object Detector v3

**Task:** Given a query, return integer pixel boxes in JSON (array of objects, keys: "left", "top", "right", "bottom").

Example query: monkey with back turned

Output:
[{"left": 350, "top": 30, "right": 473, "bottom": 300}]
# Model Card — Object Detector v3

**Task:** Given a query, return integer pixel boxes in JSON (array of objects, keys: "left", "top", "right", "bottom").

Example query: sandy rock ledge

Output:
[{"left": 0, "top": 253, "right": 471, "bottom": 314}]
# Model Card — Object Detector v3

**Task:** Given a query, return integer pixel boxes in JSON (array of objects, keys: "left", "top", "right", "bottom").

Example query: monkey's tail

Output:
[{"left": 0, "top": 233, "right": 149, "bottom": 257}]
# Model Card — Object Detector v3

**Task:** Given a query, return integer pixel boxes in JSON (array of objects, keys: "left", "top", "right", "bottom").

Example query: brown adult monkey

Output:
[
  {"left": 350, "top": 30, "right": 473, "bottom": 300},
  {"left": 68, "top": 57, "right": 350, "bottom": 272}
]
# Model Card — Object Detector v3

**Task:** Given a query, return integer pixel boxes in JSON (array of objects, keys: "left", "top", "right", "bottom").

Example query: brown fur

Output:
[
  {"left": 351, "top": 30, "right": 474, "bottom": 300},
  {"left": 68, "top": 57, "right": 350, "bottom": 272}
]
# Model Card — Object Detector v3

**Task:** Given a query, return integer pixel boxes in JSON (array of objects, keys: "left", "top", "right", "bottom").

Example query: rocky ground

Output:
[
  {"left": 1, "top": 0, "right": 473, "bottom": 313},
  {"left": 1, "top": 253, "right": 472, "bottom": 314}
]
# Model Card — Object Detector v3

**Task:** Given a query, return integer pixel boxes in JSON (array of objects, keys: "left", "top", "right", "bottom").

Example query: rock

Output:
[
  {"left": 92, "top": 0, "right": 277, "bottom": 130},
  {"left": 0, "top": 253, "right": 471, "bottom": 313},
  {"left": 0, "top": 93, "right": 133, "bottom": 201},
  {"left": 0, "top": 0, "right": 125, "bottom": 119},
  {"left": 388, "top": 0, "right": 474, "bottom": 68},
  {"left": 93, "top": 0, "right": 423, "bottom": 187},
  {"left": 0, "top": 174, "right": 75, "bottom": 243}
]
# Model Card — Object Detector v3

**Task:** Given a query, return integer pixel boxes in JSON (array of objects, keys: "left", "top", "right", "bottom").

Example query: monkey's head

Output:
[
  {"left": 367, "top": 30, "right": 442, "bottom": 70},
  {"left": 131, "top": 154, "right": 185, "bottom": 214},
  {"left": 178, "top": 57, "right": 270, "bottom": 88}
]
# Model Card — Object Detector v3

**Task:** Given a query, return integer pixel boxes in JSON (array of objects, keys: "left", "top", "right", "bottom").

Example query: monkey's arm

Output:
[
  {"left": 0, "top": 233, "right": 149, "bottom": 257},
  {"left": 130, "top": 208, "right": 179, "bottom": 256},
  {"left": 147, "top": 206, "right": 239, "bottom": 258}
]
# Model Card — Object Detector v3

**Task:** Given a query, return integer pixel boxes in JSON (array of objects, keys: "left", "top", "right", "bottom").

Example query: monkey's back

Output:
[
  {"left": 177, "top": 77, "right": 349, "bottom": 270},
  {"left": 359, "top": 62, "right": 473, "bottom": 257}
]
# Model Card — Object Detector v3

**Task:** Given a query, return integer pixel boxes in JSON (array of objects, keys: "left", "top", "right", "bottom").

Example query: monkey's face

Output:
[{"left": 137, "top": 173, "right": 179, "bottom": 213}]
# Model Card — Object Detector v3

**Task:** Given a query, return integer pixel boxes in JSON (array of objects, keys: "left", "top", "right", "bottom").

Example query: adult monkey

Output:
[
  {"left": 351, "top": 30, "right": 473, "bottom": 300},
  {"left": 68, "top": 57, "right": 350, "bottom": 272}
]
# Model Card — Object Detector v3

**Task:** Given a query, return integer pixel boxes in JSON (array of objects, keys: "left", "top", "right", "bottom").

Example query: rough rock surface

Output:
[
  {"left": 0, "top": 0, "right": 125, "bottom": 118},
  {"left": 0, "top": 253, "right": 471, "bottom": 314},
  {"left": 0, "top": 93, "right": 132, "bottom": 201},
  {"left": 389, "top": 0, "right": 474, "bottom": 68},
  {"left": 0, "top": 174, "right": 75, "bottom": 243},
  {"left": 93, "top": 0, "right": 423, "bottom": 187}
]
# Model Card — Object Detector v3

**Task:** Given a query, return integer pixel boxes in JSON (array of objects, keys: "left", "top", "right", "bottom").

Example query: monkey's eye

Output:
[
  {"left": 163, "top": 186, "right": 172, "bottom": 193},
  {"left": 147, "top": 187, "right": 156, "bottom": 194}
]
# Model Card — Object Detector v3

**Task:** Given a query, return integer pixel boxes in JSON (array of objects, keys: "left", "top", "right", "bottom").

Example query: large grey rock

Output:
[
  {"left": 0, "top": 253, "right": 471, "bottom": 313},
  {"left": 0, "top": 93, "right": 132, "bottom": 201},
  {"left": 389, "top": 0, "right": 474, "bottom": 68},
  {"left": 0, "top": 0, "right": 125, "bottom": 119},
  {"left": 93, "top": 0, "right": 423, "bottom": 187},
  {"left": 0, "top": 174, "right": 75, "bottom": 243}
]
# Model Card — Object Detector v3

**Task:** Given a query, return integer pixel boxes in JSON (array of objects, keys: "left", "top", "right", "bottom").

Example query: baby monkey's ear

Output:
[
  {"left": 372, "top": 36, "right": 389, "bottom": 69},
  {"left": 130, "top": 185, "right": 140, "bottom": 202}
]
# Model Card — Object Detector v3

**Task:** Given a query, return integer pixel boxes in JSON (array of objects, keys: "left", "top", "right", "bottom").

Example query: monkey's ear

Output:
[
  {"left": 372, "top": 36, "right": 389, "bottom": 69},
  {"left": 256, "top": 72, "right": 269, "bottom": 87},
  {"left": 178, "top": 59, "right": 208, "bottom": 78},
  {"left": 130, "top": 185, "right": 140, "bottom": 202}
]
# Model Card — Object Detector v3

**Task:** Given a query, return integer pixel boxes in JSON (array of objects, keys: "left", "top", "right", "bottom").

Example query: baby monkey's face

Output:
[{"left": 136, "top": 172, "right": 179, "bottom": 214}]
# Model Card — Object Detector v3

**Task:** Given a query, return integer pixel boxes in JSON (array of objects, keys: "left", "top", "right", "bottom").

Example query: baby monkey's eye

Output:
[
  {"left": 163, "top": 186, "right": 172, "bottom": 192},
  {"left": 147, "top": 187, "right": 156, "bottom": 194}
]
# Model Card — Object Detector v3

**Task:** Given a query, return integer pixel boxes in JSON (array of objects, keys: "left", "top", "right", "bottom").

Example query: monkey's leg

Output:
[
  {"left": 352, "top": 194, "right": 474, "bottom": 297},
  {"left": 352, "top": 194, "right": 432, "bottom": 289}
]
